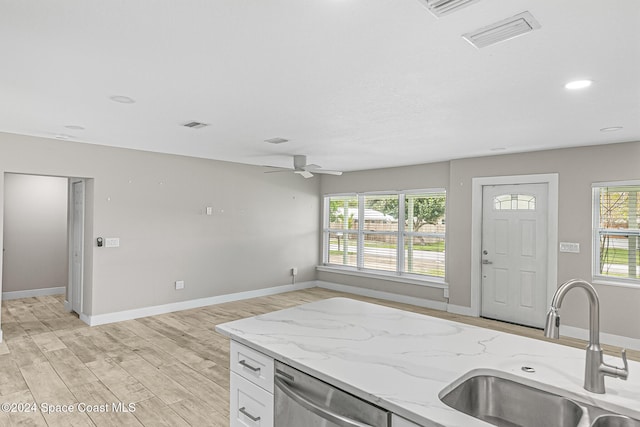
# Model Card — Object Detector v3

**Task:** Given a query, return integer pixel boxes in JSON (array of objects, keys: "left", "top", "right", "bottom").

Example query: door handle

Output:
[{"left": 482, "top": 259, "right": 493, "bottom": 264}]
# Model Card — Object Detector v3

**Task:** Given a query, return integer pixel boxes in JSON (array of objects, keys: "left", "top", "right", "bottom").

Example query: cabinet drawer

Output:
[
  {"left": 230, "top": 341, "right": 274, "bottom": 393},
  {"left": 230, "top": 372, "right": 274, "bottom": 427}
]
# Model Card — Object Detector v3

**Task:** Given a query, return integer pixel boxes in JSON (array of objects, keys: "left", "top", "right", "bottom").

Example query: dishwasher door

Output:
[{"left": 274, "top": 361, "right": 390, "bottom": 427}]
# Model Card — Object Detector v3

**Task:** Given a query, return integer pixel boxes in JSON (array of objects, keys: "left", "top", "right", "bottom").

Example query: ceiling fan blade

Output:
[
  {"left": 310, "top": 170, "right": 342, "bottom": 176},
  {"left": 294, "top": 170, "right": 314, "bottom": 178},
  {"left": 304, "top": 164, "right": 322, "bottom": 170}
]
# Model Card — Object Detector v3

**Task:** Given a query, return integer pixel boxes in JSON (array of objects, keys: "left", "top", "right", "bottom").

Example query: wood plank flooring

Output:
[{"left": 0, "top": 287, "right": 637, "bottom": 426}]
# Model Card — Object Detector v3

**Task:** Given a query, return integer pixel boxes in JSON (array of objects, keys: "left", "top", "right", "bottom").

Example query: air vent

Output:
[
  {"left": 182, "top": 121, "right": 209, "bottom": 129},
  {"left": 264, "top": 137, "right": 289, "bottom": 145},
  {"left": 417, "top": 0, "right": 483, "bottom": 17},
  {"left": 463, "top": 11, "right": 541, "bottom": 49}
]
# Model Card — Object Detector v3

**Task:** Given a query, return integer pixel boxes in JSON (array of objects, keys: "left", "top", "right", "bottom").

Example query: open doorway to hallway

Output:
[{"left": 2, "top": 173, "right": 86, "bottom": 318}]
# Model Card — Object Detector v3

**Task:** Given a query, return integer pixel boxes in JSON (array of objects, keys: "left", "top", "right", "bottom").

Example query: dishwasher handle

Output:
[{"left": 274, "top": 376, "right": 373, "bottom": 427}]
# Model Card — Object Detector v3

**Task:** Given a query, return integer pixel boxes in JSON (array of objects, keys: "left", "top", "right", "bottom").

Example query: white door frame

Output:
[
  {"left": 470, "top": 173, "right": 559, "bottom": 317},
  {"left": 67, "top": 179, "right": 85, "bottom": 314}
]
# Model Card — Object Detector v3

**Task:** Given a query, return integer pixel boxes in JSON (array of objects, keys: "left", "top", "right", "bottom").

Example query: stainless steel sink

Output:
[
  {"left": 440, "top": 374, "right": 583, "bottom": 427},
  {"left": 440, "top": 372, "right": 640, "bottom": 427}
]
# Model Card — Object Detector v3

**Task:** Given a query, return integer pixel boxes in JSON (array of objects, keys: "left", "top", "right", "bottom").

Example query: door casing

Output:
[{"left": 470, "top": 174, "right": 558, "bottom": 318}]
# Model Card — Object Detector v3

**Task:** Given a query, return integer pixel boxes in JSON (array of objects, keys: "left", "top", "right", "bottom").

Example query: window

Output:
[
  {"left": 593, "top": 183, "right": 640, "bottom": 284},
  {"left": 323, "top": 190, "right": 446, "bottom": 281},
  {"left": 493, "top": 194, "right": 536, "bottom": 210}
]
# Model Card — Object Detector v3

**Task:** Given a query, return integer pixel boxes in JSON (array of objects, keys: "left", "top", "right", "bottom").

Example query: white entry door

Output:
[{"left": 481, "top": 183, "right": 548, "bottom": 328}]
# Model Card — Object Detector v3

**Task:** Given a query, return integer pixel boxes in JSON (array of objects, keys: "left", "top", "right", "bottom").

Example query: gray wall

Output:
[
  {"left": 2, "top": 173, "right": 68, "bottom": 292},
  {"left": 321, "top": 141, "right": 640, "bottom": 340},
  {"left": 0, "top": 132, "right": 320, "bottom": 316}
]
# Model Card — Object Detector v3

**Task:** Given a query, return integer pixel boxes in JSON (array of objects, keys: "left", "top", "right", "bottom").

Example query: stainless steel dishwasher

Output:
[{"left": 274, "top": 361, "right": 391, "bottom": 427}]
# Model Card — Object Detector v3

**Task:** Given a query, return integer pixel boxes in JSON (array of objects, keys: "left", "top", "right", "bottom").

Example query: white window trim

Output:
[
  {"left": 321, "top": 189, "right": 446, "bottom": 284},
  {"left": 591, "top": 181, "right": 640, "bottom": 286}
]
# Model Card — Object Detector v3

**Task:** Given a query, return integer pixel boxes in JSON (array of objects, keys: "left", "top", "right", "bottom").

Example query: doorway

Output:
[
  {"left": 1, "top": 173, "right": 87, "bottom": 317},
  {"left": 470, "top": 174, "right": 558, "bottom": 327}
]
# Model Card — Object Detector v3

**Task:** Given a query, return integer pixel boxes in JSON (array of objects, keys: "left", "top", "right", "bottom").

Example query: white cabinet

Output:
[
  {"left": 229, "top": 341, "right": 274, "bottom": 427},
  {"left": 392, "top": 413, "right": 425, "bottom": 427}
]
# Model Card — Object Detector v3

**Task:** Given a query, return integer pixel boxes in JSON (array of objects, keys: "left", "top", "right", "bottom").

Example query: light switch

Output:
[
  {"left": 105, "top": 238, "right": 120, "bottom": 248},
  {"left": 206, "top": 206, "right": 213, "bottom": 216},
  {"left": 559, "top": 242, "right": 580, "bottom": 253}
]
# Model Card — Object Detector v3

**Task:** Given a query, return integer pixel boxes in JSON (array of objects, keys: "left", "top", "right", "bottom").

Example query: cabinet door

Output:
[{"left": 230, "top": 372, "right": 274, "bottom": 427}]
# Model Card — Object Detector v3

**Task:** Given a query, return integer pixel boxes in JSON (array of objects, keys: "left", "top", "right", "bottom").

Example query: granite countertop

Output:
[{"left": 215, "top": 297, "right": 640, "bottom": 427}]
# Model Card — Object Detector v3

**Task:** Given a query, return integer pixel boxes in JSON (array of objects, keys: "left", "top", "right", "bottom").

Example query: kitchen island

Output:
[{"left": 215, "top": 297, "right": 640, "bottom": 426}]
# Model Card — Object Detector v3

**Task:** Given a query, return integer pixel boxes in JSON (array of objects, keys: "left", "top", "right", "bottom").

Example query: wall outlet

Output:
[
  {"left": 175, "top": 280, "right": 185, "bottom": 290},
  {"left": 291, "top": 267, "right": 298, "bottom": 276},
  {"left": 206, "top": 206, "right": 212, "bottom": 216}
]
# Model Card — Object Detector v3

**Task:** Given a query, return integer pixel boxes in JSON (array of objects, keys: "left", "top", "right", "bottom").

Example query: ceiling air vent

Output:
[
  {"left": 417, "top": 0, "right": 483, "bottom": 17},
  {"left": 182, "top": 121, "right": 209, "bottom": 129},
  {"left": 264, "top": 137, "right": 289, "bottom": 145},
  {"left": 463, "top": 11, "right": 541, "bottom": 48}
]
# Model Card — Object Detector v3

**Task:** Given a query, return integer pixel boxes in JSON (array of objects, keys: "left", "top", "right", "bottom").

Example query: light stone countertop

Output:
[{"left": 215, "top": 297, "right": 640, "bottom": 427}]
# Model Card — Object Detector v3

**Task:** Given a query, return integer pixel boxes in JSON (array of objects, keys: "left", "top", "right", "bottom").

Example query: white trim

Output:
[
  {"left": 471, "top": 173, "right": 559, "bottom": 318},
  {"left": 2, "top": 286, "right": 66, "bottom": 300},
  {"left": 446, "top": 304, "right": 476, "bottom": 316},
  {"left": 560, "top": 325, "right": 640, "bottom": 351},
  {"left": 592, "top": 180, "right": 640, "bottom": 188},
  {"left": 0, "top": 329, "right": 3, "bottom": 343},
  {"left": 80, "top": 282, "right": 316, "bottom": 326},
  {"left": 592, "top": 278, "right": 640, "bottom": 289},
  {"left": 316, "top": 281, "right": 448, "bottom": 311},
  {"left": 316, "top": 265, "right": 448, "bottom": 289}
]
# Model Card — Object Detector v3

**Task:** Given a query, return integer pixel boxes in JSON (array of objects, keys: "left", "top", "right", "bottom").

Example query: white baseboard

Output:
[
  {"left": 446, "top": 304, "right": 477, "bottom": 316},
  {"left": 2, "top": 286, "right": 66, "bottom": 301},
  {"left": 560, "top": 325, "right": 640, "bottom": 351},
  {"left": 82, "top": 281, "right": 316, "bottom": 326},
  {"left": 316, "top": 281, "right": 448, "bottom": 311}
]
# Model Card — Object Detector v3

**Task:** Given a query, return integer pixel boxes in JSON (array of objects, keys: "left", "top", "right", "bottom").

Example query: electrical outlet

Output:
[
  {"left": 175, "top": 280, "right": 185, "bottom": 290},
  {"left": 291, "top": 267, "right": 298, "bottom": 276}
]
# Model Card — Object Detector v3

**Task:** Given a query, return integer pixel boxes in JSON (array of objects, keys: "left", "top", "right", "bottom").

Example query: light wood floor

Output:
[{"left": 0, "top": 287, "right": 637, "bottom": 426}]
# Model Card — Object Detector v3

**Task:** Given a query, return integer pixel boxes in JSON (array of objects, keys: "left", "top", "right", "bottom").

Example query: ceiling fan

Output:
[{"left": 265, "top": 155, "right": 342, "bottom": 178}]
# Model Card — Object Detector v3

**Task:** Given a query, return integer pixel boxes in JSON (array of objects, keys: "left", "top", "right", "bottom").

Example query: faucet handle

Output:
[
  {"left": 620, "top": 349, "right": 629, "bottom": 380},
  {"left": 600, "top": 348, "right": 629, "bottom": 381}
]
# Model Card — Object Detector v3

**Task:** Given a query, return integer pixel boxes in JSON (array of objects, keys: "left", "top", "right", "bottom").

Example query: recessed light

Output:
[
  {"left": 564, "top": 80, "right": 593, "bottom": 90},
  {"left": 600, "top": 126, "right": 623, "bottom": 132},
  {"left": 109, "top": 95, "right": 136, "bottom": 104},
  {"left": 265, "top": 137, "right": 289, "bottom": 144},
  {"left": 65, "top": 125, "right": 85, "bottom": 131}
]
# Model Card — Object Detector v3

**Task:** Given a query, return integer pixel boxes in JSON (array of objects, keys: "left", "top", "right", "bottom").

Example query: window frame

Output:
[
  {"left": 322, "top": 189, "right": 447, "bottom": 285},
  {"left": 592, "top": 181, "right": 640, "bottom": 287}
]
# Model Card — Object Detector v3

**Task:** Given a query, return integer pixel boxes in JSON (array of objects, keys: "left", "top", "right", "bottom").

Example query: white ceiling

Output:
[{"left": 1, "top": 0, "right": 638, "bottom": 172}]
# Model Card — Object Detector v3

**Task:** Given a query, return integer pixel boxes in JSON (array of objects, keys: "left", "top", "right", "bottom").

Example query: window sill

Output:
[
  {"left": 592, "top": 277, "right": 640, "bottom": 289},
  {"left": 316, "top": 265, "right": 448, "bottom": 289}
]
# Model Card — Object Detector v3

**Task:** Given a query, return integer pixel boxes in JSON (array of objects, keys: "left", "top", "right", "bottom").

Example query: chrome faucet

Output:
[{"left": 544, "top": 279, "right": 629, "bottom": 394}]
